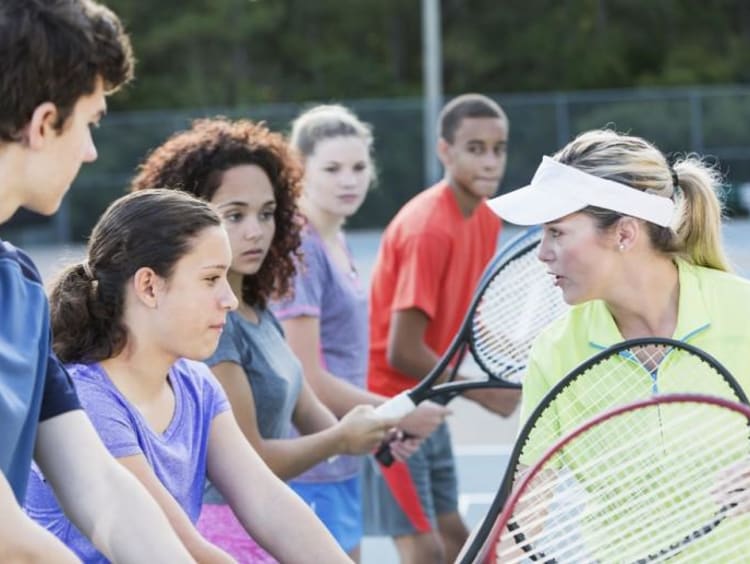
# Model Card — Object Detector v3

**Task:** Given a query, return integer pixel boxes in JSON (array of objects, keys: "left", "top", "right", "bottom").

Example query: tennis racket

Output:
[
  {"left": 482, "top": 394, "right": 750, "bottom": 563},
  {"left": 458, "top": 337, "right": 749, "bottom": 563},
  {"left": 373, "top": 226, "right": 568, "bottom": 465},
  {"left": 374, "top": 225, "right": 568, "bottom": 418}
]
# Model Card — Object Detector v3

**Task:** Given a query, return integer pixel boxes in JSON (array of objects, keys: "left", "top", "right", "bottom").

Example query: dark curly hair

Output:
[
  {"left": 51, "top": 189, "right": 222, "bottom": 363},
  {"left": 130, "top": 117, "right": 303, "bottom": 309}
]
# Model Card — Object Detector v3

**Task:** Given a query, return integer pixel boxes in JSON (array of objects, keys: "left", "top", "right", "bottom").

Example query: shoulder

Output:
[
  {"left": 0, "top": 240, "right": 43, "bottom": 286},
  {"left": 63, "top": 363, "right": 129, "bottom": 415},
  {"left": 688, "top": 262, "right": 750, "bottom": 321},
  {"left": 383, "top": 184, "right": 454, "bottom": 242},
  {"left": 297, "top": 229, "right": 330, "bottom": 275},
  {"left": 691, "top": 262, "right": 750, "bottom": 295}
]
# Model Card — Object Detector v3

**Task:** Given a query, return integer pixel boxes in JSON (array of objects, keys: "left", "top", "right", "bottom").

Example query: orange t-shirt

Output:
[{"left": 368, "top": 182, "right": 502, "bottom": 397}]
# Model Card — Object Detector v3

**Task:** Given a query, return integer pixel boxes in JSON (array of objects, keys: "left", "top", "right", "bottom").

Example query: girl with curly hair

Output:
[{"left": 130, "top": 117, "right": 398, "bottom": 562}]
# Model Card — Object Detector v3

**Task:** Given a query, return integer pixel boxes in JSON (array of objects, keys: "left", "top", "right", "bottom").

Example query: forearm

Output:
[
  {"left": 308, "top": 369, "right": 385, "bottom": 418},
  {"left": 259, "top": 430, "right": 345, "bottom": 480},
  {"left": 0, "top": 476, "right": 80, "bottom": 564},
  {"left": 208, "top": 415, "right": 351, "bottom": 563},
  {"left": 82, "top": 462, "right": 194, "bottom": 563},
  {"left": 223, "top": 457, "right": 350, "bottom": 563},
  {"left": 389, "top": 341, "right": 450, "bottom": 383}
]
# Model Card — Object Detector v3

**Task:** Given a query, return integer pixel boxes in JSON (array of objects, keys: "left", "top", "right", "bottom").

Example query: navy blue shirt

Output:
[{"left": 0, "top": 240, "right": 80, "bottom": 501}]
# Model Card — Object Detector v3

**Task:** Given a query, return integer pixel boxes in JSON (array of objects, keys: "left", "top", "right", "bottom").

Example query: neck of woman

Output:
[{"left": 606, "top": 255, "right": 680, "bottom": 340}]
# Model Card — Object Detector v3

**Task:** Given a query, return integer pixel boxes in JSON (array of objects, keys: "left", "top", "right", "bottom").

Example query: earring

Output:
[{"left": 618, "top": 243, "right": 625, "bottom": 251}]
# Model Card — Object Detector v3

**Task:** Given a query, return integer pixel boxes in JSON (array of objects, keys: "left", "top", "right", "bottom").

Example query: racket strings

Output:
[
  {"left": 471, "top": 247, "right": 568, "bottom": 382},
  {"left": 523, "top": 414, "right": 737, "bottom": 559},
  {"left": 519, "top": 346, "right": 739, "bottom": 469},
  {"left": 495, "top": 401, "right": 750, "bottom": 563}
]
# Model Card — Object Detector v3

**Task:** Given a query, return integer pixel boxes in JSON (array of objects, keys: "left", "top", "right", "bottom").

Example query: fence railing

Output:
[{"left": 4, "top": 85, "right": 750, "bottom": 243}]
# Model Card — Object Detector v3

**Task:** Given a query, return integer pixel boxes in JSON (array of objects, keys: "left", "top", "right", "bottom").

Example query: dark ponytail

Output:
[
  {"left": 50, "top": 189, "right": 222, "bottom": 363},
  {"left": 50, "top": 262, "right": 127, "bottom": 363}
]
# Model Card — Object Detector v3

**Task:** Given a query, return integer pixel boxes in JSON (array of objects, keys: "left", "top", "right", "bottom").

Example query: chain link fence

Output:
[{"left": 4, "top": 85, "right": 750, "bottom": 243}]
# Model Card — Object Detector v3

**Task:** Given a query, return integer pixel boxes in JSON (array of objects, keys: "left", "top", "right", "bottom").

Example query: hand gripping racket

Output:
[
  {"left": 458, "top": 337, "right": 749, "bottom": 562},
  {"left": 483, "top": 394, "right": 750, "bottom": 563},
  {"left": 373, "top": 226, "right": 569, "bottom": 464}
]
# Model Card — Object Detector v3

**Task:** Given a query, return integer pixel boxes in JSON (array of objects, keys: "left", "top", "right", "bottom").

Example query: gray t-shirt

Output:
[{"left": 203, "top": 308, "right": 302, "bottom": 503}]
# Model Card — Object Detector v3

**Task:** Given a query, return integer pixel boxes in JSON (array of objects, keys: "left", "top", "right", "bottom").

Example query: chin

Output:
[
  {"left": 26, "top": 196, "right": 65, "bottom": 216},
  {"left": 475, "top": 186, "right": 500, "bottom": 199}
]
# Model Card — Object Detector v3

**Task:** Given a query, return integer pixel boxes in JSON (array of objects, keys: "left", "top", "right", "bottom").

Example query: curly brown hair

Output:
[{"left": 130, "top": 117, "right": 303, "bottom": 309}]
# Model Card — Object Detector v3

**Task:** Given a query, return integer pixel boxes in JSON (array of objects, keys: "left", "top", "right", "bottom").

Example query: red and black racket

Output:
[
  {"left": 483, "top": 394, "right": 750, "bottom": 563},
  {"left": 458, "top": 337, "right": 749, "bottom": 562}
]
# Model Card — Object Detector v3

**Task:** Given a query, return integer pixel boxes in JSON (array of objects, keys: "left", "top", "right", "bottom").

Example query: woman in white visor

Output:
[
  {"left": 487, "top": 130, "right": 750, "bottom": 547},
  {"left": 491, "top": 128, "right": 750, "bottom": 430}
]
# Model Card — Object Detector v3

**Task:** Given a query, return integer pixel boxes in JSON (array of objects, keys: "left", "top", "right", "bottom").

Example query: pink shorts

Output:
[{"left": 197, "top": 504, "right": 278, "bottom": 564}]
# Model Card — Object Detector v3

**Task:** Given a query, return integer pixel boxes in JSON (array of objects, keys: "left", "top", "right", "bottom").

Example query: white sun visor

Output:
[{"left": 488, "top": 156, "right": 675, "bottom": 227}]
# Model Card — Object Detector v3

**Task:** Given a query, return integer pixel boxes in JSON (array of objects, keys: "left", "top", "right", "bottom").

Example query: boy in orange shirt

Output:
[{"left": 364, "top": 93, "right": 521, "bottom": 563}]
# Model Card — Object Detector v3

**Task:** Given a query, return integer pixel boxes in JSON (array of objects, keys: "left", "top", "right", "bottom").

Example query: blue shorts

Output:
[
  {"left": 289, "top": 475, "right": 363, "bottom": 553},
  {"left": 362, "top": 422, "right": 458, "bottom": 536}
]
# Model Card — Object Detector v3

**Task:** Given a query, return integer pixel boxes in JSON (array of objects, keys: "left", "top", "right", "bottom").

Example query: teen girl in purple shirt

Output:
[{"left": 24, "top": 190, "right": 351, "bottom": 564}]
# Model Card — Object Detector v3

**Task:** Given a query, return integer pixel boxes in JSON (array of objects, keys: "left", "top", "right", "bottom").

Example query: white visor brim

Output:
[{"left": 488, "top": 156, "right": 675, "bottom": 227}]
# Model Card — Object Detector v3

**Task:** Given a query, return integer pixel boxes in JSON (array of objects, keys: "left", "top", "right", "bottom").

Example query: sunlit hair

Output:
[
  {"left": 438, "top": 93, "right": 508, "bottom": 144},
  {"left": 290, "top": 103, "right": 376, "bottom": 185},
  {"left": 130, "top": 117, "right": 303, "bottom": 308},
  {"left": 51, "top": 190, "right": 221, "bottom": 363},
  {"left": 554, "top": 129, "right": 731, "bottom": 272}
]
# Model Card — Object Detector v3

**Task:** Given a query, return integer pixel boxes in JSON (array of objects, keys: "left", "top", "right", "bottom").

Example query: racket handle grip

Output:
[
  {"left": 374, "top": 432, "right": 417, "bottom": 467},
  {"left": 374, "top": 441, "right": 396, "bottom": 467},
  {"left": 374, "top": 391, "right": 416, "bottom": 419}
]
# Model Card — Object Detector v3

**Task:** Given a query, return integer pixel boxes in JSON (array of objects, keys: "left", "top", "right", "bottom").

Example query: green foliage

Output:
[{"left": 105, "top": 0, "right": 750, "bottom": 111}]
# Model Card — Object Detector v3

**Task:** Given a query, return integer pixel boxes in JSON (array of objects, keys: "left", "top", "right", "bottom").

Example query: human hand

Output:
[
  {"left": 385, "top": 429, "right": 424, "bottom": 463},
  {"left": 337, "top": 405, "right": 398, "bottom": 455},
  {"left": 398, "top": 400, "right": 451, "bottom": 438}
]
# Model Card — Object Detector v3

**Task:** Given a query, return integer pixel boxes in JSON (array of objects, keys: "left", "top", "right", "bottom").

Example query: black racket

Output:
[
  {"left": 458, "top": 337, "right": 749, "bottom": 563},
  {"left": 481, "top": 394, "right": 750, "bottom": 563},
  {"left": 373, "top": 226, "right": 569, "bottom": 464}
]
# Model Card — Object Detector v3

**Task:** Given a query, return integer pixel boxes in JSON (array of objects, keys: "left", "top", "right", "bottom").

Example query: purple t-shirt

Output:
[
  {"left": 272, "top": 226, "right": 369, "bottom": 483},
  {"left": 24, "top": 359, "right": 230, "bottom": 563}
]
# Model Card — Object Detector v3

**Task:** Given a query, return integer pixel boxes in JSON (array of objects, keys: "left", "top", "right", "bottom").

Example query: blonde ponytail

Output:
[{"left": 671, "top": 156, "right": 732, "bottom": 272}]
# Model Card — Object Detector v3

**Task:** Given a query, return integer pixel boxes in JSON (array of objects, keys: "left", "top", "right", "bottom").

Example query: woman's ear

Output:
[
  {"left": 132, "top": 267, "right": 164, "bottom": 308},
  {"left": 615, "top": 217, "right": 641, "bottom": 252}
]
